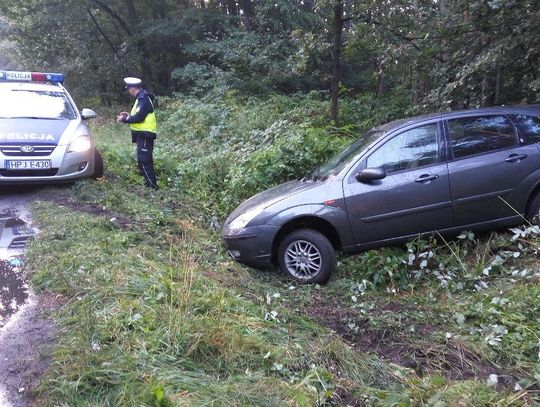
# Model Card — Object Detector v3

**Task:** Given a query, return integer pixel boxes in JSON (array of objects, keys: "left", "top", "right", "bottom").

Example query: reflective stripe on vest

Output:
[{"left": 129, "top": 96, "right": 157, "bottom": 133}]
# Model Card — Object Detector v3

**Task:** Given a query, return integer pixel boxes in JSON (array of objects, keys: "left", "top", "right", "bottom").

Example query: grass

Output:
[{"left": 22, "top": 106, "right": 540, "bottom": 406}]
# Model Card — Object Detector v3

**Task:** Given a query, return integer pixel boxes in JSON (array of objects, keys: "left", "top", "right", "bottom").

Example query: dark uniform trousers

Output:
[{"left": 134, "top": 131, "right": 158, "bottom": 189}]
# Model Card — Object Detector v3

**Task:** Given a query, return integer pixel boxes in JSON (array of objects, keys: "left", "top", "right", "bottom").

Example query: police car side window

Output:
[{"left": 512, "top": 115, "right": 540, "bottom": 144}]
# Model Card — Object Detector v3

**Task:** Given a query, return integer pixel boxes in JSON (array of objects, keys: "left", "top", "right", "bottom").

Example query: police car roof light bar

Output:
[{"left": 0, "top": 70, "right": 64, "bottom": 84}]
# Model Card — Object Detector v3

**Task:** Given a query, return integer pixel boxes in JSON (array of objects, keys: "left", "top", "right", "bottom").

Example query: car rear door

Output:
[
  {"left": 445, "top": 114, "right": 540, "bottom": 226},
  {"left": 343, "top": 121, "right": 453, "bottom": 245}
]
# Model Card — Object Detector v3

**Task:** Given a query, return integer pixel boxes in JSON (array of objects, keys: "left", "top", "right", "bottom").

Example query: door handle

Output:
[
  {"left": 505, "top": 153, "right": 528, "bottom": 163},
  {"left": 415, "top": 174, "right": 439, "bottom": 183}
]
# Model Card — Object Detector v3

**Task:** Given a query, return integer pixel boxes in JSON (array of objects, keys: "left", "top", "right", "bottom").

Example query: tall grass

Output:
[
  {"left": 24, "top": 92, "right": 539, "bottom": 405},
  {"left": 28, "top": 194, "right": 398, "bottom": 405}
]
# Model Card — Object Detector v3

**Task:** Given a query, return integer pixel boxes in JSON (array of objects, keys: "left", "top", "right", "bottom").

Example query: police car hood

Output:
[{"left": 0, "top": 118, "right": 70, "bottom": 145}]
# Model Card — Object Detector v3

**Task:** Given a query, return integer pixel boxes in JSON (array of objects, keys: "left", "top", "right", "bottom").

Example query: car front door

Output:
[
  {"left": 446, "top": 114, "right": 540, "bottom": 226},
  {"left": 343, "top": 122, "right": 453, "bottom": 245}
]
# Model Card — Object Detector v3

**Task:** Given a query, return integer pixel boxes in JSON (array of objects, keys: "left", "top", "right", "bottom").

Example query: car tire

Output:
[
  {"left": 92, "top": 149, "right": 104, "bottom": 179},
  {"left": 526, "top": 192, "right": 540, "bottom": 224},
  {"left": 277, "top": 229, "right": 335, "bottom": 284}
]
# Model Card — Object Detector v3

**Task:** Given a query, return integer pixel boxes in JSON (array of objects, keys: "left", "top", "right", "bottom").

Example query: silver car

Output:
[
  {"left": 223, "top": 104, "right": 540, "bottom": 283},
  {"left": 0, "top": 71, "right": 102, "bottom": 183}
]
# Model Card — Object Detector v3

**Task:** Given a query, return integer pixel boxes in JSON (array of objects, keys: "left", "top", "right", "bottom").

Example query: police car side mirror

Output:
[{"left": 81, "top": 108, "right": 97, "bottom": 120}]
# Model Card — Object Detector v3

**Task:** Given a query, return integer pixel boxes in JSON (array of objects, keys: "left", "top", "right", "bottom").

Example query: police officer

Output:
[{"left": 116, "top": 77, "right": 158, "bottom": 190}]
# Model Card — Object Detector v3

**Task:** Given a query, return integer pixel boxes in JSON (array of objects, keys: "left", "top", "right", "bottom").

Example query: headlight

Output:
[
  {"left": 68, "top": 135, "right": 91, "bottom": 153},
  {"left": 229, "top": 207, "right": 264, "bottom": 230}
]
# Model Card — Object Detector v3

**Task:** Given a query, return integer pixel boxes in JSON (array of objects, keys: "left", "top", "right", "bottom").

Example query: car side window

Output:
[
  {"left": 512, "top": 114, "right": 540, "bottom": 144},
  {"left": 366, "top": 124, "right": 439, "bottom": 173},
  {"left": 447, "top": 115, "right": 517, "bottom": 159}
]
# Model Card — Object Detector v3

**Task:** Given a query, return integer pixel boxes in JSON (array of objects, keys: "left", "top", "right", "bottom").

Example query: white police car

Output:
[{"left": 0, "top": 70, "right": 102, "bottom": 183}]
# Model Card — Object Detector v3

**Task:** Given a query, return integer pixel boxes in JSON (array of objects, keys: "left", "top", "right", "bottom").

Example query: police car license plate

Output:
[{"left": 6, "top": 160, "right": 51, "bottom": 170}]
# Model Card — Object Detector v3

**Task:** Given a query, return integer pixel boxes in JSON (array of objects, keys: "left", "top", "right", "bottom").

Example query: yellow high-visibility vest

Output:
[{"left": 129, "top": 95, "right": 157, "bottom": 133}]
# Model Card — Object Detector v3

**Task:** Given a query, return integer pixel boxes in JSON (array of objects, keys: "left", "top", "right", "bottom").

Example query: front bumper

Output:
[
  {"left": 222, "top": 224, "right": 280, "bottom": 267},
  {"left": 0, "top": 145, "right": 95, "bottom": 183}
]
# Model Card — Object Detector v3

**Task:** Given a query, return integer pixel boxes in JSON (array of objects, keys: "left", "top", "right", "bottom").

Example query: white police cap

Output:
[{"left": 124, "top": 77, "right": 142, "bottom": 88}]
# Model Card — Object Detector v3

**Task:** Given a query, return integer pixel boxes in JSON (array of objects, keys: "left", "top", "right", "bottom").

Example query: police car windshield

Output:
[{"left": 0, "top": 89, "right": 76, "bottom": 120}]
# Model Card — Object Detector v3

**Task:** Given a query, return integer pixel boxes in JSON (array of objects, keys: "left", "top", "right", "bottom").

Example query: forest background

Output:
[
  {"left": 1, "top": 2, "right": 540, "bottom": 405},
  {"left": 2, "top": 0, "right": 539, "bottom": 218},
  {"left": 2, "top": 0, "right": 540, "bottom": 113}
]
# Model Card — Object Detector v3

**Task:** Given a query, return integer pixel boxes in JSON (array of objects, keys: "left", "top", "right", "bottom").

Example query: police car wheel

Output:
[{"left": 92, "top": 149, "right": 104, "bottom": 179}]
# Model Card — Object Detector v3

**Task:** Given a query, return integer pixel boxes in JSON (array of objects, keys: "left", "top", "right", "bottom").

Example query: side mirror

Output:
[
  {"left": 81, "top": 108, "right": 97, "bottom": 120},
  {"left": 355, "top": 168, "right": 386, "bottom": 183}
]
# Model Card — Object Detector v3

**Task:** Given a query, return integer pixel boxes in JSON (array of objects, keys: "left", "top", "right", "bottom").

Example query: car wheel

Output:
[
  {"left": 526, "top": 192, "right": 540, "bottom": 224},
  {"left": 92, "top": 149, "right": 104, "bottom": 179},
  {"left": 277, "top": 229, "right": 335, "bottom": 284}
]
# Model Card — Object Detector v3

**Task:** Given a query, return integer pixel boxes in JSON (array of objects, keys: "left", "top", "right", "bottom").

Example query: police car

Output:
[{"left": 0, "top": 70, "right": 102, "bottom": 183}]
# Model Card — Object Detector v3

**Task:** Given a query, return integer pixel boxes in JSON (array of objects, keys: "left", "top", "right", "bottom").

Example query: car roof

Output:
[
  {"left": 375, "top": 104, "right": 540, "bottom": 133},
  {"left": 0, "top": 81, "right": 64, "bottom": 92}
]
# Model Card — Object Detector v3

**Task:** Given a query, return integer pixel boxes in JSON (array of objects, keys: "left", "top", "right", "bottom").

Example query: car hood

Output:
[
  {"left": 0, "top": 118, "right": 70, "bottom": 145},
  {"left": 227, "top": 179, "right": 322, "bottom": 222}
]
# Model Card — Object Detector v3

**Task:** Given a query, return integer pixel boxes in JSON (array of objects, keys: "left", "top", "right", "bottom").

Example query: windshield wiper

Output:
[{"left": 300, "top": 166, "right": 321, "bottom": 182}]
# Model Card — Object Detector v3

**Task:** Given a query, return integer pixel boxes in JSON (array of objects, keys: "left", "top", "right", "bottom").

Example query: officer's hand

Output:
[{"left": 116, "top": 112, "right": 128, "bottom": 122}]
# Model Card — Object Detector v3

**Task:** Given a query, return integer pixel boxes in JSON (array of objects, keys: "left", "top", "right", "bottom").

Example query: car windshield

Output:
[
  {"left": 0, "top": 89, "right": 76, "bottom": 119},
  {"left": 307, "top": 130, "right": 384, "bottom": 180}
]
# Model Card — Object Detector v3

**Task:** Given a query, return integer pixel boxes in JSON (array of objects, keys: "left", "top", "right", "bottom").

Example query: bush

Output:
[
  {"left": 158, "top": 92, "right": 349, "bottom": 219},
  {"left": 151, "top": 90, "right": 412, "bottom": 220}
]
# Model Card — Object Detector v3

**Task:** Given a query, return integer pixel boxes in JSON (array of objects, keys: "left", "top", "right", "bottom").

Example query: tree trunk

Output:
[
  {"left": 411, "top": 65, "right": 419, "bottom": 105},
  {"left": 411, "top": 0, "right": 420, "bottom": 105},
  {"left": 240, "top": 0, "right": 254, "bottom": 31},
  {"left": 227, "top": 0, "right": 238, "bottom": 15},
  {"left": 301, "top": 0, "right": 315, "bottom": 12},
  {"left": 376, "top": 59, "right": 385, "bottom": 97},
  {"left": 123, "top": 0, "right": 152, "bottom": 86},
  {"left": 123, "top": 0, "right": 139, "bottom": 26},
  {"left": 481, "top": 72, "right": 489, "bottom": 106},
  {"left": 330, "top": 0, "right": 343, "bottom": 125},
  {"left": 494, "top": 66, "right": 502, "bottom": 105}
]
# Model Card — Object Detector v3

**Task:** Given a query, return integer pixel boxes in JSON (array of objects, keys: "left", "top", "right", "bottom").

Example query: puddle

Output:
[
  {"left": 0, "top": 208, "right": 36, "bottom": 329},
  {"left": 0, "top": 199, "right": 42, "bottom": 407}
]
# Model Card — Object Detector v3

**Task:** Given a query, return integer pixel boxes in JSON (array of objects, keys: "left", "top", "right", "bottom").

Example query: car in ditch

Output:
[
  {"left": 0, "top": 70, "right": 102, "bottom": 183},
  {"left": 222, "top": 104, "right": 540, "bottom": 283}
]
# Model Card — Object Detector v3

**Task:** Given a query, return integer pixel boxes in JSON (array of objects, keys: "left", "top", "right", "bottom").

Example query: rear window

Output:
[
  {"left": 447, "top": 115, "right": 517, "bottom": 159},
  {"left": 0, "top": 88, "right": 77, "bottom": 120},
  {"left": 512, "top": 114, "right": 540, "bottom": 144}
]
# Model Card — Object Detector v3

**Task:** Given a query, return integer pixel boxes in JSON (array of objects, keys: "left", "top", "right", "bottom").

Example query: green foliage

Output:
[
  {"left": 26, "top": 183, "right": 396, "bottom": 406},
  {"left": 455, "top": 284, "right": 540, "bottom": 369},
  {"left": 3, "top": 0, "right": 539, "bottom": 111},
  {"left": 343, "top": 226, "right": 540, "bottom": 292},
  {"left": 20, "top": 89, "right": 540, "bottom": 405},
  {"left": 154, "top": 92, "right": 351, "bottom": 218}
]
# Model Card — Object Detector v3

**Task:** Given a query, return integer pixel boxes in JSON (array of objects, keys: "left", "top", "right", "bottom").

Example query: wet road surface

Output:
[
  {"left": 0, "top": 204, "right": 35, "bottom": 329},
  {"left": 0, "top": 188, "right": 53, "bottom": 407}
]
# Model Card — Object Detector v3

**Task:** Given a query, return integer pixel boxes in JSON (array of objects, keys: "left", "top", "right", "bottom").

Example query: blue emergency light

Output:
[{"left": 0, "top": 70, "right": 64, "bottom": 84}]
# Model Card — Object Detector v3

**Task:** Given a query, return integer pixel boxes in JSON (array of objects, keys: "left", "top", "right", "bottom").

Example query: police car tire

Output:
[{"left": 92, "top": 149, "right": 104, "bottom": 179}]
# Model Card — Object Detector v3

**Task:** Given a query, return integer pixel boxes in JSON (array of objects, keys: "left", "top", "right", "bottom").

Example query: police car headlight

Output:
[{"left": 68, "top": 135, "right": 92, "bottom": 153}]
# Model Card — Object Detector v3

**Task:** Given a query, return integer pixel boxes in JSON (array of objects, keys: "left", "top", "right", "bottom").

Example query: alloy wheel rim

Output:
[{"left": 284, "top": 239, "right": 322, "bottom": 280}]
